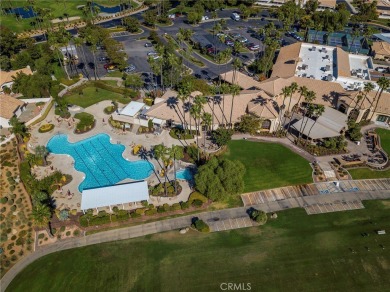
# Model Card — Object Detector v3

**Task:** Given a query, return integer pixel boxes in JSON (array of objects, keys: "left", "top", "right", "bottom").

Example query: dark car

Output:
[
  {"left": 144, "top": 43, "right": 153, "bottom": 47},
  {"left": 205, "top": 44, "right": 213, "bottom": 49}
]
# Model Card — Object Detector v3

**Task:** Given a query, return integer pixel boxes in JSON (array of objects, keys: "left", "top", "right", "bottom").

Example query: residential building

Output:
[
  {"left": 371, "top": 41, "right": 390, "bottom": 60},
  {"left": 0, "top": 66, "right": 33, "bottom": 93},
  {"left": 0, "top": 94, "right": 26, "bottom": 128}
]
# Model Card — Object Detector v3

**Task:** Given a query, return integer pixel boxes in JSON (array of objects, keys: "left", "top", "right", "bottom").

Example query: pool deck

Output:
[{"left": 28, "top": 100, "right": 194, "bottom": 212}]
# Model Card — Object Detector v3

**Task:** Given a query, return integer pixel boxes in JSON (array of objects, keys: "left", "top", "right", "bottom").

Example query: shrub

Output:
[
  {"left": 135, "top": 208, "right": 146, "bottom": 215},
  {"left": 0, "top": 197, "right": 8, "bottom": 204},
  {"left": 5, "top": 171, "right": 11, "bottom": 177},
  {"left": 10, "top": 205, "right": 16, "bottom": 211},
  {"left": 38, "top": 233, "right": 45, "bottom": 239},
  {"left": 38, "top": 124, "right": 55, "bottom": 133},
  {"left": 157, "top": 206, "right": 165, "bottom": 213},
  {"left": 9, "top": 186, "right": 15, "bottom": 192},
  {"left": 145, "top": 208, "right": 157, "bottom": 216},
  {"left": 191, "top": 199, "right": 203, "bottom": 208},
  {"left": 180, "top": 201, "right": 190, "bottom": 210},
  {"left": 58, "top": 209, "right": 69, "bottom": 221},
  {"left": 73, "top": 230, "right": 80, "bottom": 236},
  {"left": 172, "top": 203, "right": 181, "bottom": 211},
  {"left": 60, "top": 226, "right": 66, "bottom": 232},
  {"left": 66, "top": 231, "right": 71, "bottom": 236},
  {"left": 74, "top": 112, "right": 95, "bottom": 133},
  {"left": 192, "top": 219, "right": 210, "bottom": 233},
  {"left": 249, "top": 209, "right": 268, "bottom": 225},
  {"left": 104, "top": 105, "right": 117, "bottom": 114},
  {"left": 130, "top": 212, "right": 141, "bottom": 218},
  {"left": 189, "top": 192, "right": 208, "bottom": 204}
]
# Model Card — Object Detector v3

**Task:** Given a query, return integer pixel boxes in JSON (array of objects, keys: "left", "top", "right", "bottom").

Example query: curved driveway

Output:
[{"left": 2, "top": 189, "right": 390, "bottom": 291}]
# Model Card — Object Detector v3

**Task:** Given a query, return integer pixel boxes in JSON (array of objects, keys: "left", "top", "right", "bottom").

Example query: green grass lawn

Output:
[
  {"left": 7, "top": 200, "right": 390, "bottom": 292},
  {"left": 224, "top": 140, "right": 313, "bottom": 192},
  {"left": 63, "top": 86, "right": 129, "bottom": 108},
  {"left": 349, "top": 128, "right": 390, "bottom": 180},
  {"left": 0, "top": 0, "right": 136, "bottom": 33}
]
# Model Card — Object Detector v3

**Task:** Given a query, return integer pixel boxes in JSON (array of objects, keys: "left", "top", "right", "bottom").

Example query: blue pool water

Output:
[
  {"left": 176, "top": 168, "right": 194, "bottom": 181},
  {"left": 47, "top": 133, "right": 154, "bottom": 192}
]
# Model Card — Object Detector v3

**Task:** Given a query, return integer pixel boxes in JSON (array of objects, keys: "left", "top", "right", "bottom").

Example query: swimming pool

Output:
[
  {"left": 47, "top": 134, "right": 154, "bottom": 192},
  {"left": 176, "top": 168, "right": 195, "bottom": 181}
]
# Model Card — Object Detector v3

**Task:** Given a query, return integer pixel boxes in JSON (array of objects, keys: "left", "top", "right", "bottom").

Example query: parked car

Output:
[
  {"left": 147, "top": 51, "right": 158, "bottom": 56},
  {"left": 144, "top": 43, "right": 153, "bottom": 47},
  {"left": 124, "top": 65, "right": 136, "bottom": 73},
  {"left": 231, "top": 12, "right": 240, "bottom": 21},
  {"left": 104, "top": 63, "right": 115, "bottom": 70},
  {"left": 237, "top": 36, "right": 248, "bottom": 43},
  {"left": 247, "top": 43, "right": 260, "bottom": 51},
  {"left": 375, "top": 67, "right": 388, "bottom": 73},
  {"left": 98, "top": 57, "right": 109, "bottom": 62},
  {"left": 231, "top": 33, "right": 241, "bottom": 39},
  {"left": 216, "top": 33, "right": 225, "bottom": 37},
  {"left": 225, "top": 39, "right": 234, "bottom": 46},
  {"left": 205, "top": 44, "right": 213, "bottom": 49},
  {"left": 201, "top": 16, "right": 209, "bottom": 21},
  {"left": 168, "top": 14, "right": 175, "bottom": 19}
]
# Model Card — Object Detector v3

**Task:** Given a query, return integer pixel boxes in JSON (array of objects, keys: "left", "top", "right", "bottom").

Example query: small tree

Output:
[
  {"left": 250, "top": 209, "right": 268, "bottom": 225},
  {"left": 58, "top": 209, "right": 69, "bottom": 221},
  {"left": 192, "top": 218, "right": 210, "bottom": 232},
  {"left": 35, "top": 145, "right": 49, "bottom": 166},
  {"left": 123, "top": 16, "right": 140, "bottom": 33},
  {"left": 211, "top": 128, "right": 233, "bottom": 147},
  {"left": 236, "top": 115, "right": 262, "bottom": 135}
]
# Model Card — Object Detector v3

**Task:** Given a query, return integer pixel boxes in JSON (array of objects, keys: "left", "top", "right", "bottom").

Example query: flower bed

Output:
[
  {"left": 38, "top": 124, "right": 54, "bottom": 133},
  {"left": 149, "top": 181, "right": 182, "bottom": 197},
  {"left": 104, "top": 105, "right": 117, "bottom": 114},
  {"left": 74, "top": 113, "right": 95, "bottom": 134}
]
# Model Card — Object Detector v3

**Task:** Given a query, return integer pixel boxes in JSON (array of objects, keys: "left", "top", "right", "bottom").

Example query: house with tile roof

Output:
[
  {"left": 0, "top": 95, "right": 26, "bottom": 128},
  {"left": 371, "top": 42, "right": 390, "bottom": 60},
  {"left": 0, "top": 66, "right": 33, "bottom": 93}
]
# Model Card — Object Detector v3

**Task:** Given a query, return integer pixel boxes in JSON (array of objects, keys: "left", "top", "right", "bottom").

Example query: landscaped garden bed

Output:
[
  {"left": 104, "top": 105, "right": 117, "bottom": 114},
  {"left": 74, "top": 113, "right": 95, "bottom": 134},
  {"left": 0, "top": 139, "right": 34, "bottom": 277},
  {"left": 149, "top": 181, "right": 182, "bottom": 197},
  {"left": 38, "top": 124, "right": 55, "bottom": 133},
  {"left": 169, "top": 127, "right": 195, "bottom": 139},
  {"left": 137, "top": 126, "right": 154, "bottom": 134}
]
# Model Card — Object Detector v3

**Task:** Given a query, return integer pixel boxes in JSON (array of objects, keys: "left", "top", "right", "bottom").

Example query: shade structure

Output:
[
  {"left": 120, "top": 101, "right": 145, "bottom": 117},
  {"left": 81, "top": 181, "right": 149, "bottom": 211}
]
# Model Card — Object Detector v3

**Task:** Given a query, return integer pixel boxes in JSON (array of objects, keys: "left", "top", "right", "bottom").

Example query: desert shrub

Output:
[
  {"left": 5, "top": 171, "right": 11, "bottom": 177},
  {"left": 11, "top": 255, "right": 17, "bottom": 261},
  {"left": 38, "top": 124, "right": 55, "bottom": 133},
  {"left": 157, "top": 206, "right": 165, "bottom": 213},
  {"left": 66, "top": 231, "right": 71, "bottom": 236},
  {"left": 0, "top": 197, "right": 8, "bottom": 204},
  {"left": 135, "top": 208, "right": 146, "bottom": 215},
  {"left": 9, "top": 186, "right": 15, "bottom": 192},
  {"left": 10, "top": 235, "right": 16, "bottom": 241},
  {"left": 130, "top": 212, "right": 141, "bottom": 218},
  {"left": 19, "top": 230, "right": 27, "bottom": 237},
  {"left": 73, "top": 230, "right": 80, "bottom": 236},
  {"left": 60, "top": 226, "right": 66, "bottom": 232},
  {"left": 10, "top": 205, "right": 16, "bottom": 211},
  {"left": 16, "top": 198, "right": 22, "bottom": 204},
  {"left": 38, "top": 233, "right": 45, "bottom": 239}
]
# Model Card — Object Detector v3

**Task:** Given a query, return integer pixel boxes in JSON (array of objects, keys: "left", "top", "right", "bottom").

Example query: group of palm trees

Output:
[{"left": 138, "top": 144, "right": 184, "bottom": 197}]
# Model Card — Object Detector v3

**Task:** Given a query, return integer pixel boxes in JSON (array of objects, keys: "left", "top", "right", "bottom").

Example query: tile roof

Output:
[
  {"left": 247, "top": 97, "right": 279, "bottom": 119},
  {"left": 220, "top": 71, "right": 262, "bottom": 89},
  {"left": 146, "top": 90, "right": 262, "bottom": 125},
  {"left": 0, "top": 67, "right": 33, "bottom": 86},
  {"left": 270, "top": 42, "right": 302, "bottom": 78},
  {"left": 0, "top": 95, "right": 25, "bottom": 119},
  {"left": 336, "top": 48, "right": 351, "bottom": 78},
  {"left": 372, "top": 41, "right": 390, "bottom": 57}
]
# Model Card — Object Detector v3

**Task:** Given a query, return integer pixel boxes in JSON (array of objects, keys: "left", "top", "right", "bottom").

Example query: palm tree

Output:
[
  {"left": 9, "top": 116, "right": 27, "bottom": 144},
  {"left": 31, "top": 202, "right": 52, "bottom": 235},
  {"left": 73, "top": 36, "right": 90, "bottom": 80},
  {"left": 369, "top": 77, "right": 390, "bottom": 121},
  {"left": 305, "top": 105, "right": 325, "bottom": 145},
  {"left": 190, "top": 102, "right": 202, "bottom": 162},
  {"left": 201, "top": 112, "right": 212, "bottom": 149},
  {"left": 349, "top": 29, "right": 360, "bottom": 53},
  {"left": 138, "top": 147, "right": 161, "bottom": 184},
  {"left": 298, "top": 90, "right": 316, "bottom": 140},
  {"left": 280, "top": 86, "right": 291, "bottom": 131},
  {"left": 153, "top": 144, "right": 169, "bottom": 197},
  {"left": 48, "top": 31, "right": 70, "bottom": 80},
  {"left": 169, "top": 145, "right": 184, "bottom": 195},
  {"left": 287, "top": 85, "right": 307, "bottom": 134},
  {"left": 177, "top": 80, "right": 193, "bottom": 133},
  {"left": 35, "top": 145, "right": 49, "bottom": 166}
]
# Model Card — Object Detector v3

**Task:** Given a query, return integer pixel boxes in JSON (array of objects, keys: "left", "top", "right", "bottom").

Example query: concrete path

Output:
[{"left": 1, "top": 189, "right": 390, "bottom": 291}]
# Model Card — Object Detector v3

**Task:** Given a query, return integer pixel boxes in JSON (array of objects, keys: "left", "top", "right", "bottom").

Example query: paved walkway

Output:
[{"left": 1, "top": 188, "right": 390, "bottom": 291}]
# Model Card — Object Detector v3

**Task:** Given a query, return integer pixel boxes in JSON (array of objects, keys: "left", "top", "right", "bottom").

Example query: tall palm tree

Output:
[
  {"left": 35, "top": 145, "right": 49, "bottom": 166},
  {"left": 280, "top": 86, "right": 291, "bottom": 131},
  {"left": 190, "top": 102, "right": 202, "bottom": 162},
  {"left": 287, "top": 85, "right": 307, "bottom": 134},
  {"left": 201, "top": 112, "right": 212, "bottom": 150},
  {"left": 285, "top": 82, "right": 298, "bottom": 124},
  {"left": 138, "top": 147, "right": 161, "bottom": 184},
  {"left": 48, "top": 31, "right": 70, "bottom": 80},
  {"left": 369, "top": 77, "right": 390, "bottom": 121},
  {"left": 169, "top": 145, "right": 184, "bottom": 195},
  {"left": 153, "top": 144, "right": 169, "bottom": 197},
  {"left": 305, "top": 105, "right": 325, "bottom": 145},
  {"left": 298, "top": 90, "right": 316, "bottom": 140}
]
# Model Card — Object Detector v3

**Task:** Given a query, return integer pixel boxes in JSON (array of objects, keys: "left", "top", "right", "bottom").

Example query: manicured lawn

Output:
[
  {"left": 349, "top": 128, "right": 390, "bottom": 180},
  {"left": 7, "top": 200, "right": 390, "bottom": 291},
  {"left": 63, "top": 86, "right": 130, "bottom": 108},
  {"left": 224, "top": 140, "right": 313, "bottom": 192},
  {"left": 0, "top": 0, "right": 125, "bottom": 33}
]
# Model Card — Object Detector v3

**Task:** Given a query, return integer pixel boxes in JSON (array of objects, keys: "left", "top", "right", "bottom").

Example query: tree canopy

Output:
[{"left": 195, "top": 157, "right": 245, "bottom": 201}]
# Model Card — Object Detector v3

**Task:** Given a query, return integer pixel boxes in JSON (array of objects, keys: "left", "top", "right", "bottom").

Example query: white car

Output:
[
  {"left": 147, "top": 51, "right": 158, "bottom": 56},
  {"left": 201, "top": 16, "right": 209, "bottom": 21}
]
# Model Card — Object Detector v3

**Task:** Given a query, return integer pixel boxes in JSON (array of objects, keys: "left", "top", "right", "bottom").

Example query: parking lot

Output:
[
  {"left": 305, "top": 200, "right": 365, "bottom": 215},
  {"left": 207, "top": 217, "right": 257, "bottom": 232}
]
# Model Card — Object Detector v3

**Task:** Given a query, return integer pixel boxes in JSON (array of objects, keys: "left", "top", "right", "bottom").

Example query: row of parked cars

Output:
[
  {"left": 216, "top": 32, "right": 260, "bottom": 51},
  {"left": 286, "top": 31, "right": 304, "bottom": 41}
]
